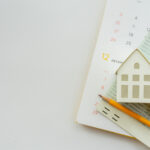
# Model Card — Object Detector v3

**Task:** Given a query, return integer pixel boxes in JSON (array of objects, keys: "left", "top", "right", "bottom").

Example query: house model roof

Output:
[{"left": 116, "top": 49, "right": 150, "bottom": 75}]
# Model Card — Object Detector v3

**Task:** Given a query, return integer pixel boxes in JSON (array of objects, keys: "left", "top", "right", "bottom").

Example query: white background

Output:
[{"left": 0, "top": 0, "right": 149, "bottom": 149}]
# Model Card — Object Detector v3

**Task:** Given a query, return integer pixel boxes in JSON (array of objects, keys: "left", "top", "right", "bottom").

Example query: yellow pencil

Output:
[{"left": 99, "top": 94, "right": 150, "bottom": 127}]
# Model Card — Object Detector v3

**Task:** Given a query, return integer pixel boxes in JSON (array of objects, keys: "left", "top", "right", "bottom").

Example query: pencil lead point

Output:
[{"left": 99, "top": 94, "right": 102, "bottom": 98}]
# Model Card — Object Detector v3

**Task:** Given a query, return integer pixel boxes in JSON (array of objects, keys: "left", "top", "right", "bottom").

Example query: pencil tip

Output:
[{"left": 99, "top": 94, "right": 102, "bottom": 98}]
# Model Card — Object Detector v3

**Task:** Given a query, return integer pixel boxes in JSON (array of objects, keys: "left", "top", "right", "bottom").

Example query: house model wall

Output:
[{"left": 116, "top": 49, "right": 150, "bottom": 103}]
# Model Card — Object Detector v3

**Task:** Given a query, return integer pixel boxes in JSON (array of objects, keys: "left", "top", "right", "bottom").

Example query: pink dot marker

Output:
[
  {"left": 114, "top": 29, "right": 119, "bottom": 33},
  {"left": 110, "top": 37, "right": 116, "bottom": 42},
  {"left": 94, "top": 102, "right": 99, "bottom": 106},
  {"left": 120, "top": 12, "right": 123, "bottom": 16},
  {"left": 101, "top": 85, "right": 104, "bottom": 90},
  {"left": 92, "top": 110, "right": 99, "bottom": 115},
  {"left": 115, "top": 20, "right": 120, "bottom": 25}
]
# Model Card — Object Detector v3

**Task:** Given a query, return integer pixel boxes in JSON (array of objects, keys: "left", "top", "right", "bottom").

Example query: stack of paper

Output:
[{"left": 77, "top": 0, "right": 150, "bottom": 147}]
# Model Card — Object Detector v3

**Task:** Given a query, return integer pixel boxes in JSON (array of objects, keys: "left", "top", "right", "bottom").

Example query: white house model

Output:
[{"left": 116, "top": 49, "right": 150, "bottom": 103}]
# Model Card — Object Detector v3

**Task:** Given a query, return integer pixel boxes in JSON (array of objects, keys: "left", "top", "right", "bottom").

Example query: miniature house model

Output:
[{"left": 116, "top": 49, "right": 150, "bottom": 103}]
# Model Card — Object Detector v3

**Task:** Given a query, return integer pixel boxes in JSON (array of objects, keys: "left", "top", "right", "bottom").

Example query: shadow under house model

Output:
[{"left": 116, "top": 49, "right": 150, "bottom": 103}]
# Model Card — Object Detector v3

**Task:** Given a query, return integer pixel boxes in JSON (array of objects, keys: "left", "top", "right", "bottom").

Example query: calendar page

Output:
[{"left": 77, "top": 0, "right": 150, "bottom": 136}]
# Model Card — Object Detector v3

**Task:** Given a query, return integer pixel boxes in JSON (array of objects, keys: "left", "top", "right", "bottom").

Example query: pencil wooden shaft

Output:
[{"left": 101, "top": 95, "right": 150, "bottom": 127}]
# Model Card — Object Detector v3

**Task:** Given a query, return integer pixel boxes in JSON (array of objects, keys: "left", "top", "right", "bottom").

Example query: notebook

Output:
[{"left": 77, "top": 0, "right": 150, "bottom": 137}]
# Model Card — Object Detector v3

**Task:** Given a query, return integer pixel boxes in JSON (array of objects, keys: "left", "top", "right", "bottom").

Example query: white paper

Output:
[{"left": 77, "top": 0, "right": 150, "bottom": 136}]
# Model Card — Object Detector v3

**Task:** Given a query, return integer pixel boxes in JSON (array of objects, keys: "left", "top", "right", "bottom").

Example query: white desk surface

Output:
[{"left": 0, "top": 0, "right": 149, "bottom": 149}]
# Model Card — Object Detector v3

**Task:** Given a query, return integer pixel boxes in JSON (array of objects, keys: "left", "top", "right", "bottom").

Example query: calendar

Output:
[{"left": 77, "top": 0, "right": 150, "bottom": 137}]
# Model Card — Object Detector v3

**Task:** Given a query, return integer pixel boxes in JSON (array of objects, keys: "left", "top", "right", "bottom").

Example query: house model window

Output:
[
  {"left": 134, "top": 63, "right": 139, "bottom": 69},
  {"left": 116, "top": 49, "right": 150, "bottom": 103}
]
